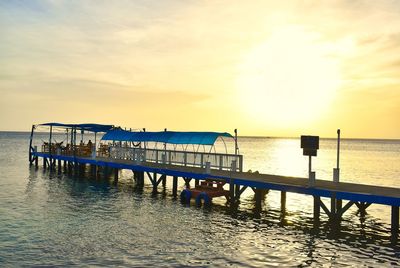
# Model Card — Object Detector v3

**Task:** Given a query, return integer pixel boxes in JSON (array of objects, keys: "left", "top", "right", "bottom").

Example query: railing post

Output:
[
  {"left": 231, "top": 160, "right": 237, "bottom": 172},
  {"left": 184, "top": 152, "right": 187, "bottom": 166},
  {"left": 219, "top": 155, "right": 223, "bottom": 170},
  {"left": 29, "top": 124, "right": 35, "bottom": 163},
  {"left": 156, "top": 150, "right": 159, "bottom": 163},
  {"left": 200, "top": 154, "right": 204, "bottom": 168}
]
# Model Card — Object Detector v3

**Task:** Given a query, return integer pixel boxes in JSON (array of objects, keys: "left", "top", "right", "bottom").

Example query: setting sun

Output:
[{"left": 236, "top": 26, "right": 341, "bottom": 127}]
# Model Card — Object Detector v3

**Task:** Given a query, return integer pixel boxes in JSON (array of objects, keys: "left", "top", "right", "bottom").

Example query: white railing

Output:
[{"left": 108, "top": 146, "right": 243, "bottom": 172}]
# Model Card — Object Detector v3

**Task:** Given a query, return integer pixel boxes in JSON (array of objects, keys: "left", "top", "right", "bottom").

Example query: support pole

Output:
[
  {"left": 234, "top": 129, "right": 238, "bottom": 155},
  {"left": 172, "top": 176, "right": 178, "bottom": 197},
  {"left": 49, "top": 125, "right": 53, "bottom": 170},
  {"left": 334, "top": 129, "right": 342, "bottom": 217},
  {"left": 392, "top": 206, "right": 399, "bottom": 238},
  {"left": 281, "top": 191, "right": 286, "bottom": 214},
  {"left": 229, "top": 179, "right": 235, "bottom": 205},
  {"left": 313, "top": 195, "right": 320, "bottom": 225},
  {"left": 43, "top": 157, "right": 47, "bottom": 169},
  {"left": 114, "top": 168, "right": 119, "bottom": 184},
  {"left": 29, "top": 124, "right": 35, "bottom": 163},
  {"left": 235, "top": 184, "right": 240, "bottom": 199},
  {"left": 152, "top": 173, "right": 158, "bottom": 192},
  {"left": 255, "top": 189, "right": 262, "bottom": 212},
  {"left": 184, "top": 178, "right": 191, "bottom": 188},
  {"left": 331, "top": 192, "right": 337, "bottom": 221},
  {"left": 336, "top": 129, "right": 340, "bottom": 173}
]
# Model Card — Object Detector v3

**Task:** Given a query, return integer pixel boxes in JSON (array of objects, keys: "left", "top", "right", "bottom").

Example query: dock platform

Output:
[
  {"left": 28, "top": 123, "right": 399, "bottom": 240},
  {"left": 31, "top": 151, "right": 400, "bottom": 239}
]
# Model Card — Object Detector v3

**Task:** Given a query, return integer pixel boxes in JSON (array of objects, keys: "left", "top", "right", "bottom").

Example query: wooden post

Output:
[
  {"left": 281, "top": 191, "right": 286, "bottom": 214},
  {"left": 103, "top": 166, "right": 109, "bottom": 178},
  {"left": 331, "top": 192, "right": 337, "bottom": 221},
  {"left": 392, "top": 206, "right": 399, "bottom": 238},
  {"left": 49, "top": 126, "right": 53, "bottom": 170},
  {"left": 235, "top": 184, "right": 240, "bottom": 199},
  {"left": 114, "top": 168, "right": 119, "bottom": 184},
  {"left": 172, "top": 176, "right": 178, "bottom": 197},
  {"left": 195, "top": 179, "right": 199, "bottom": 187},
  {"left": 162, "top": 175, "right": 167, "bottom": 188},
  {"left": 136, "top": 171, "right": 144, "bottom": 186},
  {"left": 255, "top": 189, "right": 262, "bottom": 212},
  {"left": 29, "top": 124, "right": 35, "bottom": 163},
  {"left": 229, "top": 179, "right": 235, "bottom": 205},
  {"left": 57, "top": 159, "right": 61, "bottom": 172},
  {"left": 35, "top": 156, "right": 38, "bottom": 168},
  {"left": 153, "top": 173, "right": 158, "bottom": 192},
  {"left": 184, "top": 178, "right": 191, "bottom": 188},
  {"left": 313, "top": 195, "right": 320, "bottom": 224},
  {"left": 337, "top": 199, "right": 342, "bottom": 218},
  {"left": 43, "top": 157, "right": 47, "bottom": 169}
]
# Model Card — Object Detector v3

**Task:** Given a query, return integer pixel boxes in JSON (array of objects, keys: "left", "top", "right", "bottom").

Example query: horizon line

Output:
[{"left": 0, "top": 130, "right": 398, "bottom": 141}]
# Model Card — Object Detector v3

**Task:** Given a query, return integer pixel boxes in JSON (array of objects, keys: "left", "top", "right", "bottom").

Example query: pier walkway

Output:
[
  {"left": 28, "top": 123, "right": 399, "bottom": 240},
  {"left": 31, "top": 151, "right": 400, "bottom": 239}
]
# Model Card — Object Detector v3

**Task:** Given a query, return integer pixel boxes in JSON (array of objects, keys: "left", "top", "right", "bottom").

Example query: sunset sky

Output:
[{"left": 1, "top": 1, "right": 399, "bottom": 138}]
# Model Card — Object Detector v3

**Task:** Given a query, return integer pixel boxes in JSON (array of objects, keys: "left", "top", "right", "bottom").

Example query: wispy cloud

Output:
[{"left": 1, "top": 1, "right": 400, "bottom": 137}]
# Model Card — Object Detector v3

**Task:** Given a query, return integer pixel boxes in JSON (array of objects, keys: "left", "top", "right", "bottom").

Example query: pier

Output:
[{"left": 29, "top": 123, "right": 400, "bottom": 240}]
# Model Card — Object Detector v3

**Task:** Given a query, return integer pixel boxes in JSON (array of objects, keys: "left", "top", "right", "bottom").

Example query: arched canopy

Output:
[
  {"left": 39, "top": 123, "right": 114, "bottom": 133},
  {"left": 101, "top": 130, "right": 233, "bottom": 146}
]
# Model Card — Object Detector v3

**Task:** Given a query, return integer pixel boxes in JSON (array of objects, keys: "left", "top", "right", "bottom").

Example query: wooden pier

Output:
[
  {"left": 31, "top": 151, "right": 400, "bottom": 239},
  {"left": 28, "top": 123, "right": 400, "bottom": 241}
]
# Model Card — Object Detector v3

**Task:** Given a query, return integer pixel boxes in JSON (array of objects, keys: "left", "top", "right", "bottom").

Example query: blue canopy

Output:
[
  {"left": 101, "top": 130, "right": 233, "bottom": 145},
  {"left": 39, "top": 123, "right": 114, "bottom": 133}
]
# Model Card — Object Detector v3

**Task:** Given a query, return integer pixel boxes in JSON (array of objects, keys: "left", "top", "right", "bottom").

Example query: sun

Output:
[{"left": 236, "top": 26, "right": 341, "bottom": 127}]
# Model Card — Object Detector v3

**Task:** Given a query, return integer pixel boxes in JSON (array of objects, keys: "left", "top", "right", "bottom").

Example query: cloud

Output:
[{"left": 1, "top": 1, "right": 400, "bottom": 137}]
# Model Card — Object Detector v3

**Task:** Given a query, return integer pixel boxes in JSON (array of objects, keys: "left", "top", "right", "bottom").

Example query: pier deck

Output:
[{"left": 34, "top": 152, "right": 400, "bottom": 206}]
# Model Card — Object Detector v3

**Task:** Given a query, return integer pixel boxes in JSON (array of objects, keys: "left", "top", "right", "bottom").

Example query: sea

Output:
[{"left": 0, "top": 131, "right": 399, "bottom": 267}]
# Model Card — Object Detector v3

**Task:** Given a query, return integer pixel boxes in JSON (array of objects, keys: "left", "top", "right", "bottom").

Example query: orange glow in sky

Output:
[{"left": 1, "top": 1, "right": 399, "bottom": 138}]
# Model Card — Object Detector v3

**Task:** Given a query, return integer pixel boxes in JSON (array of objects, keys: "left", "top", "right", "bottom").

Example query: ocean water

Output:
[{"left": 0, "top": 132, "right": 399, "bottom": 267}]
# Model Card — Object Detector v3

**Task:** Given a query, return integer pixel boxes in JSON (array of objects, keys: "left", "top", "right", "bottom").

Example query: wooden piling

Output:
[
  {"left": 313, "top": 195, "right": 320, "bottom": 224},
  {"left": 114, "top": 168, "right": 119, "bottom": 184},
  {"left": 255, "top": 189, "right": 262, "bottom": 212},
  {"left": 172, "top": 176, "right": 178, "bottom": 197},
  {"left": 152, "top": 173, "right": 158, "bottom": 192},
  {"left": 281, "top": 191, "right": 286, "bottom": 214},
  {"left": 43, "top": 158, "right": 47, "bottom": 169},
  {"left": 391, "top": 206, "right": 399, "bottom": 238},
  {"left": 331, "top": 193, "right": 337, "bottom": 219},
  {"left": 135, "top": 171, "right": 144, "bottom": 186},
  {"left": 162, "top": 175, "right": 167, "bottom": 188},
  {"left": 229, "top": 179, "right": 235, "bottom": 205}
]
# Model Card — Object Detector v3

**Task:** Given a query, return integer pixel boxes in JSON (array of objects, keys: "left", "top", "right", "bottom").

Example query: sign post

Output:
[{"left": 301, "top": 135, "right": 319, "bottom": 186}]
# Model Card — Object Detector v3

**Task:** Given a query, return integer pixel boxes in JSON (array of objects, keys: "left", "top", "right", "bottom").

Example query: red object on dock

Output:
[{"left": 187, "top": 180, "right": 229, "bottom": 199}]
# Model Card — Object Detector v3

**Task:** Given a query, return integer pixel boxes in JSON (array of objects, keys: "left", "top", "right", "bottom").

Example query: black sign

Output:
[
  {"left": 301, "top": 135, "right": 319, "bottom": 156},
  {"left": 301, "top": 135, "right": 319, "bottom": 150}
]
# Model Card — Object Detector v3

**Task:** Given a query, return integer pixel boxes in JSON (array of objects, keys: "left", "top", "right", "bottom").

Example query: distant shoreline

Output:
[{"left": 0, "top": 131, "right": 399, "bottom": 142}]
